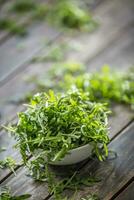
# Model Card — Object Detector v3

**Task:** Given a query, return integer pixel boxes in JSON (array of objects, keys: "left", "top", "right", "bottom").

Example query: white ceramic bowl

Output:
[{"left": 50, "top": 144, "right": 93, "bottom": 165}]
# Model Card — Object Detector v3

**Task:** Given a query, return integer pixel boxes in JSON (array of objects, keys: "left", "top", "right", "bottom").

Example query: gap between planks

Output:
[{"left": 113, "top": 180, "right": 134, "bottom": 200}]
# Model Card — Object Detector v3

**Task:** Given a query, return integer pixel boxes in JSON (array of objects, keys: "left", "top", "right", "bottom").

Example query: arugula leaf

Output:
[
  {"left": 4, "top": 64, "right": 133, "bottom": 200},
  {"left": 42, "top": 165, "right": 100, "bottom": 200},
  {"left": 46, "top": 0, "right": 98, "bottom": 31},
  {"left": 61, "top": 65, "right": 134, "bottom": 109},
  {"left": 11, "top": 0, "right": 36, "bottom": 13},
  {"left": 0, "top": 186, "right": 31, "bottom": 200},
  {"left": 0, "top": 157, "right": 17, "bottom": 174},
  {"left": 26, "top": 64, "right": 134, "bottom": 110},
  {"left": 7, "top": 90, "right": 109, "bottom": 164},
  {"left": 4, "top": 90, "right": 109, "bottom": 200},
  {"left": 9, "top": 0, "right": 97, "bottom": 33}
]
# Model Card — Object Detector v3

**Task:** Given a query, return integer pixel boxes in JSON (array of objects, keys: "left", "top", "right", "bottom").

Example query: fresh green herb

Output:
[
  {"left": 5, "top": 90, "right": 110, "bottom": 164},
  {"left": 0, "top": 157, "right": 17, "bottom": 174},
  {"left": 0, "top": 147, "right": 6, "bottom": 153},
  {"left": 4, "top": 62, "right": 133, "bottom": 199},
  {"left": 11, "top": 0, "right": 37, "bottom": 13},
  {"left": 31, "top": 43, "right": 69, "bottom": 63},
  {"left": 63, "top": 66, "right": 134, "bottom": 109},
  {"left": 48, "top": 62, "right": 85, "bottom": 78},
  {"left": 12, "top": 62, "right": 84, "bottom": 104},
  {"left": 0, "top": 0, "right": 97, "bottom": 36},
  {"left": 32, "top": 4, "right": 49, "bottom": 20},
  {"left": 4, "top": 90, "right": 108, "bottom": 199},
  {"left": 121, "top": 67, "right": 134, "bottom": 109},
  {"left": 10, "top": 0, "right": 97, "bottom": 32},
  {"left": 48, "top": 171, "right": 100, "bottom": 200},
  {"left": 15, "top": 63, "right": 134, "bottom": 112},
  {"left": 27, "top": 62, "right": 85, "bottom": 92},
  {"left": 0, "top": 18, "right": 26, "bottom": 36},
  {"left": 46, "top": 0, "right": 98, "bottom": 31},
  {"left": 27, "top": 158, "right": 100, "bottom": 200},
  {"left": 31, "top": 41, "right": 81, "bottom": 63},
  {"left": 0, "top": 186, "right": 31, "bottom": 200}
]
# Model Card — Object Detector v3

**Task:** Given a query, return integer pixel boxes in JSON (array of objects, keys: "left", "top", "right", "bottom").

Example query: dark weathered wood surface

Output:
[
  {"left": 115, "top": 182, "right": 134, "bottom": 200},
  {"left": 0, "top": 0, "right": 134, "bottom": 199},
  {"left": 0, "top": 24, "right": 60, "bottom": 84},
  {"left": 53, "top": 123, "right": 134, "bottom": 200}
]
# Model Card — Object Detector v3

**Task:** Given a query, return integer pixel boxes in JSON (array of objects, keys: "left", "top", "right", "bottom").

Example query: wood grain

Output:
[
  {"left": 1, "top": 166, "right": 49, "bottom": 200},
  {"left": 0, "top": 23, "right": 60, "bottom": 84}
]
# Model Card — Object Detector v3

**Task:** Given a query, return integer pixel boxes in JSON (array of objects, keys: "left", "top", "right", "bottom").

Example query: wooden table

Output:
[{"left": 0, "top": 0, "right": 134, "bottom": 199}]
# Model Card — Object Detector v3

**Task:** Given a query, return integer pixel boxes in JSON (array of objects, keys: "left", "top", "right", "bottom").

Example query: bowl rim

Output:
[{"left": 68, "top": 143, "right": 92, "bottom": 153}]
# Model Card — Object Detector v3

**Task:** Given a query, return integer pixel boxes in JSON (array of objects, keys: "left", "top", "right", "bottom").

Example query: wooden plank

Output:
[
  {"left": 0, "top": 62, "right": 51, "bottom": 125},
  {"left": 0, "top": 119, "right": 21, "bottom": 181},
  {"left": 86, "top": 25, "right": 134, "bottom": 71},
  {"left": 64, "top": 0, "right": 134, "bottom": 63},
  {"left": 114, "top": 182, "right": 134, "bottom": 200},
  {"left": 0, "top": 23, "right": 60, "bottom": 84}
]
